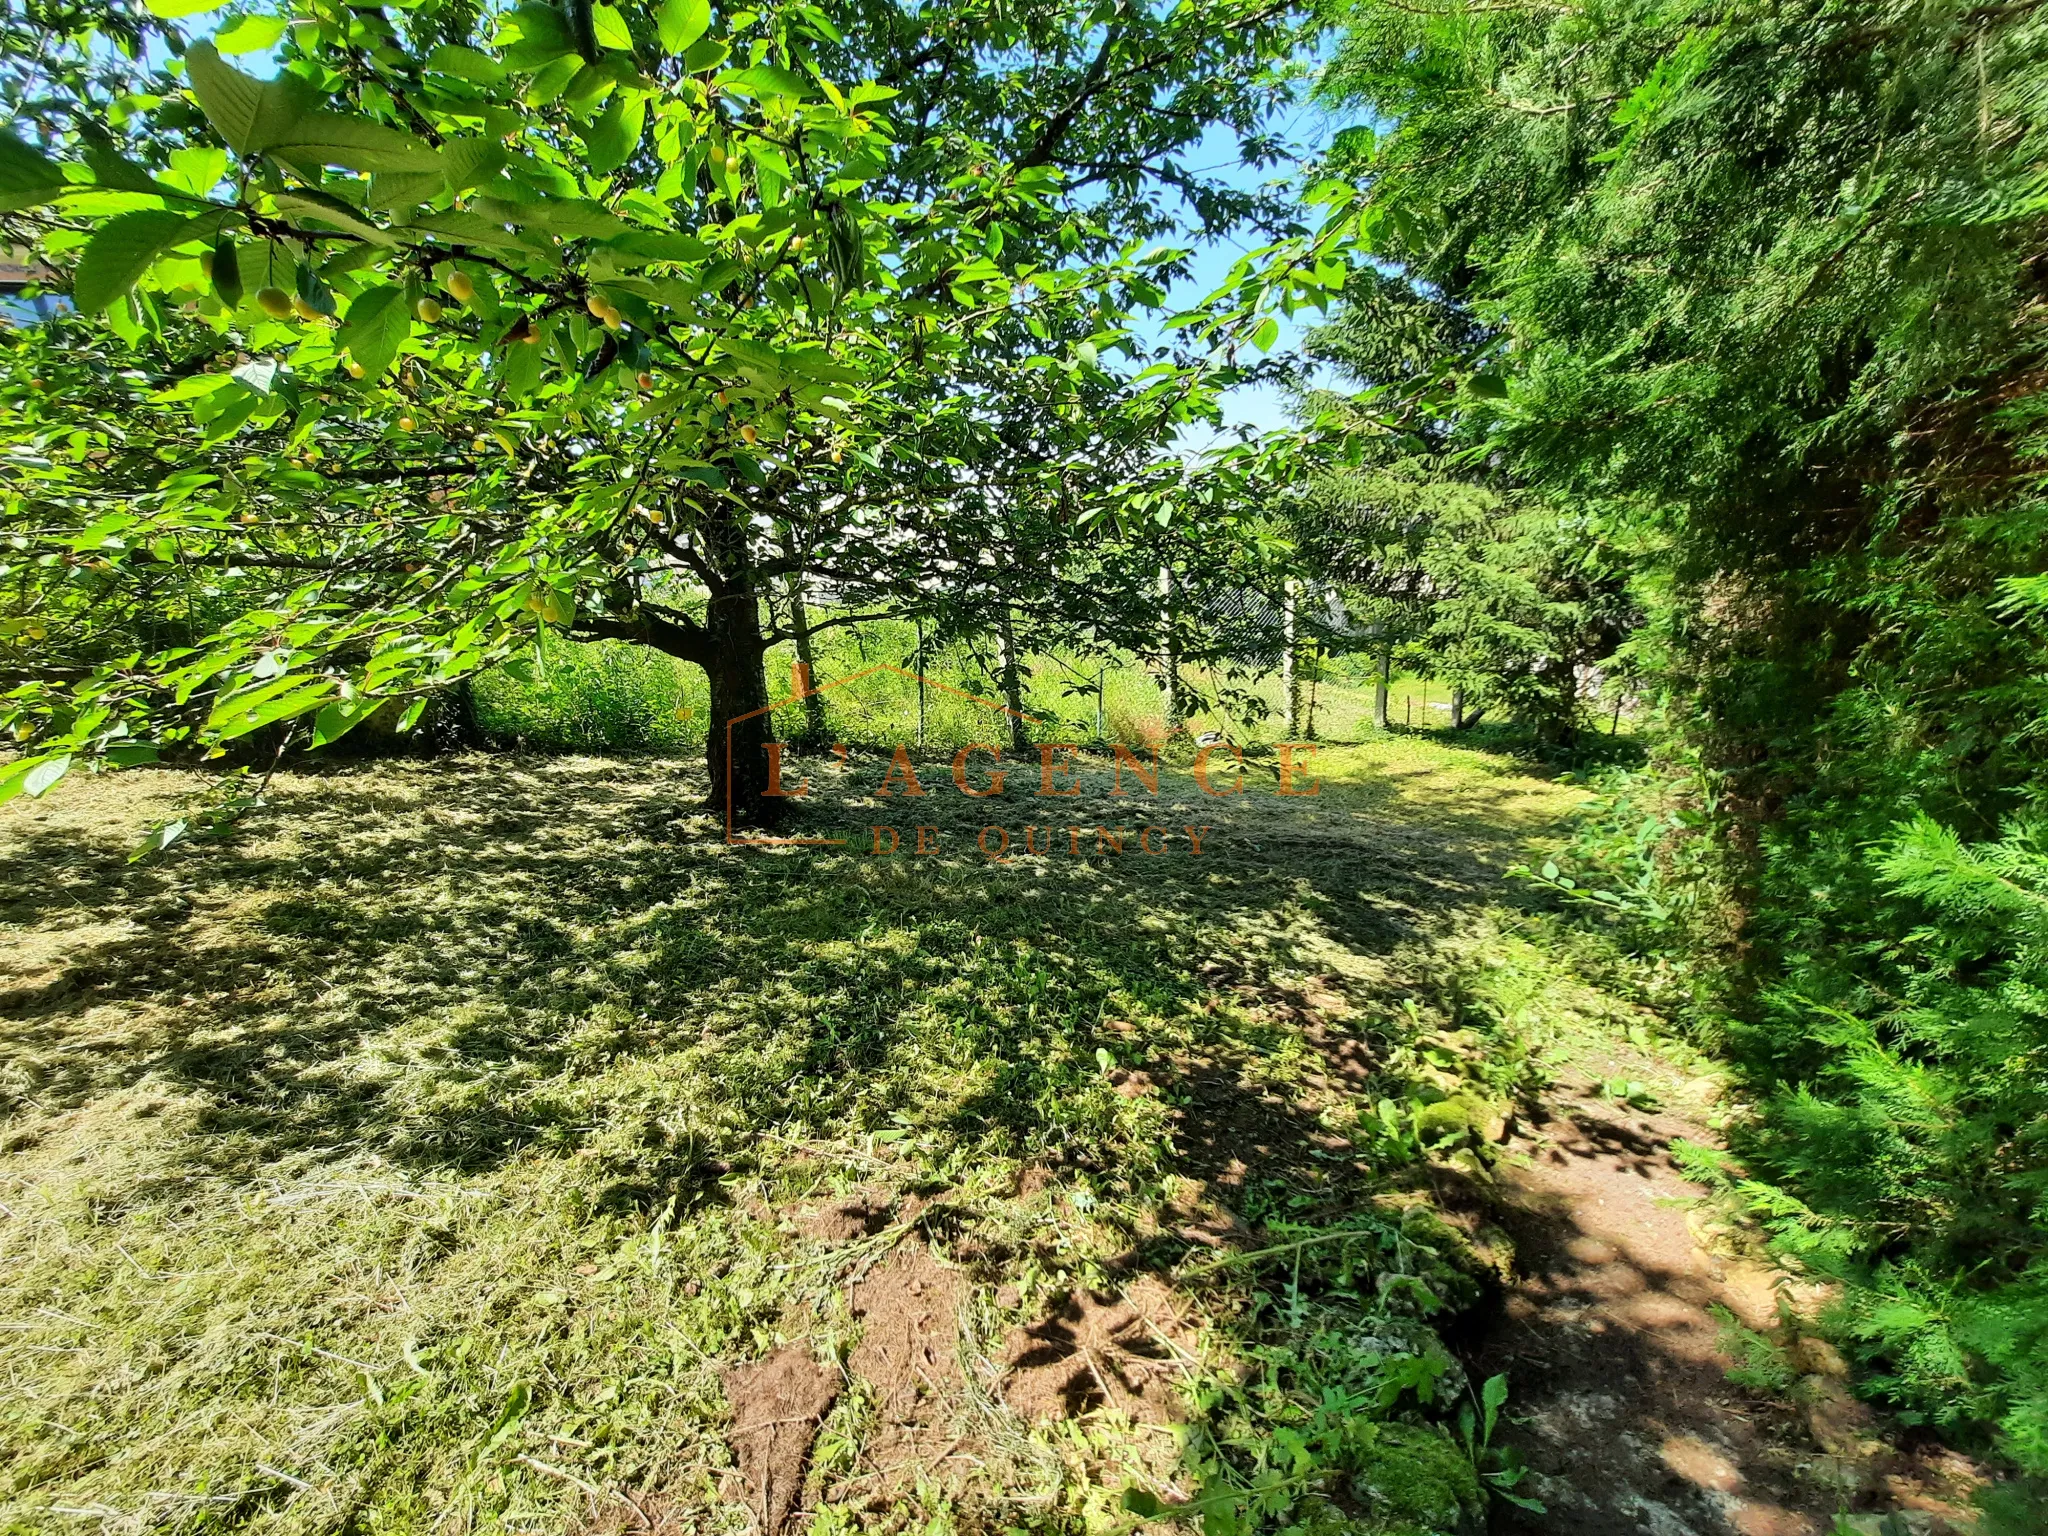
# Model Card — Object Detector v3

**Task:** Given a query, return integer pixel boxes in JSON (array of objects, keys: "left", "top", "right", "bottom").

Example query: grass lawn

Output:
[{"left": 0, "top": 730, "right": 1617, "bottom": 1535}]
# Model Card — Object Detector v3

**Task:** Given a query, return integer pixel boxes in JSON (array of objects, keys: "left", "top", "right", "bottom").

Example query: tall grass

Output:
[{"left": 470, "top": 618, "right": 1489, "bottom": 755}]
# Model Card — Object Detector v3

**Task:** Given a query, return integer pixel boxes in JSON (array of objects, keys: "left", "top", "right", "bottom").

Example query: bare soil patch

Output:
[
  {"left": 723, "top": 1345, "right": 839, "bottom": 1533},
  {"left": 798, "top": 1186, "right": 918, "bottom": 1242},
  {"left": 846, "top": 1242, "right": 970, "bottom": 1487},
  {"left": 1000, "top": 1274, "right": 1197, "bottom": 1426}
]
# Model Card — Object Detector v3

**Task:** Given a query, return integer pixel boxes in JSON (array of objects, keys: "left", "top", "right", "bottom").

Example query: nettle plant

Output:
[{"left": 0, "top": 0, "right": 1353, "bottom": 823}]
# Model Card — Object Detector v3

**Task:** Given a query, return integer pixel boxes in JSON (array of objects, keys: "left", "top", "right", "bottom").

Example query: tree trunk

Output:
[
  {"left": 1373, "top": 642, "right": 1392, "bottom": 732},
  {"left": 684, "top": 505, "right": 780, "bottom": 829},
  {"left": 996, "top": 606, "right": 1029, "bottom": 754},
  {"left": 703, "top": 587, "right": 776, "bottom": 829},
  {"left": 1281, "top": 579, "right": 1300, "bottom": 736},
  {"left": 570, "top": 520, "right": 777, "bottom": 829},
  {"left": 1450, "top": 686, "right": 1466, "bottom": 730},
  {"left": 1536, "top": 659, "right": 1579, "bottom": 749},
  {"left": 1158, "top": 564, "right": 1180, "bottom": 734},
  {"left": 784, "top": 568, "right": 828, "bottom": 745}
]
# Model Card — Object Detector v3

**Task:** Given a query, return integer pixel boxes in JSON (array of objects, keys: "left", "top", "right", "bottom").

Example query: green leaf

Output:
[
  {"left": 312, "top": 700, "right": 379, "bottom": 747},
  {"left": 483, "top": 1383, "right": 531, "bottom": 1453},
  {"left": 426, "top": 45, "right": 508, "bottom": 85},
  {"left": 270, "top": 113, "right": 442, "bottom": 174},
  {"left": 146, "top": 0, "right": 223, "bottom": 15},
  {"left": 338, "top": 283, "right": 411, "bottom": 377},
  {"left": 795, "top": 3, "right": 842, "bottom": 43},
  {"left": 440, "top": 137, "right": 504, "bottom": 193},
  {"left": 73, "top": 207, "right": 217, "bottom": 312},
  {"left": 0, "top": 131, "right": 66, "bottom": 211},
  {"left": 364, "top": 170, "right": 445, "bottom": 212},
  {"left": 1251, "top": 316, "right": 1280, "bottom": 351},
  {"left": 183, "top": 43, "right": 318, "bottom": 156},
  {"left": 1469, "top": 373, "right": 1509, "bottom": 399},
  {"left": 1120, "top": 1488, "right": 1164, "bottom": 1518},
  {"left": 590, "top": 3, "right": 633, "bottom": 50},
  {"left": 525, "top": 54, "right": 585, "bottom": 107},
  {"left": 81, "top": 139, "right": 164, "bottom": 196},
  {"left": 24, "top": 757, "right": 71, "bottom": 797},
  {"left": 0, "top": 755, "right": 71, "bottom": 805},
  {"left": 561, "top": 60, "right": 618, "bottom": 117},
  {"left": 475, "top": 194, "right": 625, "bottom": 240},
  {"left": 1482, "top": 1372, "right": 1509, "bottom": 1438},
  {"left": 582, "top": 94, "right": 646, "bottom": 174},
  {"left": 682, "top": 36, "right": 729, "bottom": 72},
  {"left": 214, "top": 13, "right": 288, "bottom": 53},
  {"left": 721, "top": 64, "right": 812, "bottom": 101},
  {"left": 715, "top": 335, "right": 861, "bottom": 386},
  {"left": 498, "top": 325, "right": 545, "bottom": 396},
  {"left": 105, "top": 745, "right": 161, "bottom": 767},
  {"left": 657, "top": 0, "right": 711, "bottom": 53},
  {"left": 403, "top": 210, "right": 537, "bottom": 252},
  {"left": 272, "top": 188, "right": 399, "bottom": 245},
  {"left": 210, "top": 680, "right": 336, "bottom": 740},
  {"left": 502, "top": 3, "right": 577, "bottom": 70},
  {"left": 601, "top": 230, "right": 711, "bottom": 264}
]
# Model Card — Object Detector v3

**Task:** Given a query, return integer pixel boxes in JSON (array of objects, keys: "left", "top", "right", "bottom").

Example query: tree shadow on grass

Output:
[{"left": 0, "top": 746, "right": 1542, "bottom": 1216}]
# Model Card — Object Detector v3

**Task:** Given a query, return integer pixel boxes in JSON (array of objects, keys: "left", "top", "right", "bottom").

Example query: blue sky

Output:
[{"left": 1150, "top": 108, "right": 1349, "bottom": 448}]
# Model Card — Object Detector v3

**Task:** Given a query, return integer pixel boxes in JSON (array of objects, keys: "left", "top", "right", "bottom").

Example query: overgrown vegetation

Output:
[{"left": 1311, "top": 0, "right": 2048, "bottom": 1481}]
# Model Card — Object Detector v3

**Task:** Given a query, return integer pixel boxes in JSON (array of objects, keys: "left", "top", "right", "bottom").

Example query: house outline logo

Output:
[{"left": 723, "top": 662, "right": 1042, "bottom": 847}]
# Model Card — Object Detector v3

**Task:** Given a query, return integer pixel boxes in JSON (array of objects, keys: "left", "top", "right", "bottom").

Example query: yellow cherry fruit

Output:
[
  {"left": 636, "top": 371, "right": 654, "bottom": 390},
  {"left": 397, "top": 415, "right": 417, "bottom": 432},
  {"left": 586, "top": 294, "right": 609, "bottom": 320},
  {"left": 256, "top": 287, "right": 294, "bottom": 319},
  {"left": 291, "top": 295, "right": 321, "bottom": 321},
  {"left": 346, "top": 359, "right": 367, "bottom": 379},
  {"left": 447, "top": 271, "right": 475, "bottom": 303},
  {"left": 416, "top": 297, "right": 444, "bottom": 323},
  {"left": 740, "top": 423, "right": 758, "bottom": 444}
]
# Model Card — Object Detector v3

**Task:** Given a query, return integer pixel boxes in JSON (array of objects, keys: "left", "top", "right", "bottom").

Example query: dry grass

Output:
[{"left": 0, "top": 733, "right": 1588, "bottom": 1535}]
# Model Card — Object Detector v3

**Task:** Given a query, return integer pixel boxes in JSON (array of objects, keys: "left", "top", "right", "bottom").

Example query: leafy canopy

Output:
[{"left": 1, "top": 0, "right": 1357, "bottom": 800}]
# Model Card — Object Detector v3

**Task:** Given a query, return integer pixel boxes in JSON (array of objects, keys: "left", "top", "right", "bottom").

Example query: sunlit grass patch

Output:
[{"left": 0, "top": 738, "right": 1596, "bottom": 1533}]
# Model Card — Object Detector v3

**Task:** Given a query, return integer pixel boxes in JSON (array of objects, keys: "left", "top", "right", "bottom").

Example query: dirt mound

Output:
[
  {"left": 796, "top": 1186, "right": 929, "bottom": 1243},
  {"left": 850, "top": 1244, "right": 965, "bottom": 1417},
  {"left": 1001, "top": 1275, "right": 1195, "bottom": 1424},
  {"left": 723, "top": 1345, "right": 838, "bottom": 1533},
  {"left": 845, "top": 1244, "right": 970, "bottom": 1493},
  {"left": 798, "top": 1194, "right": 893, "bottom": 1242}
]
